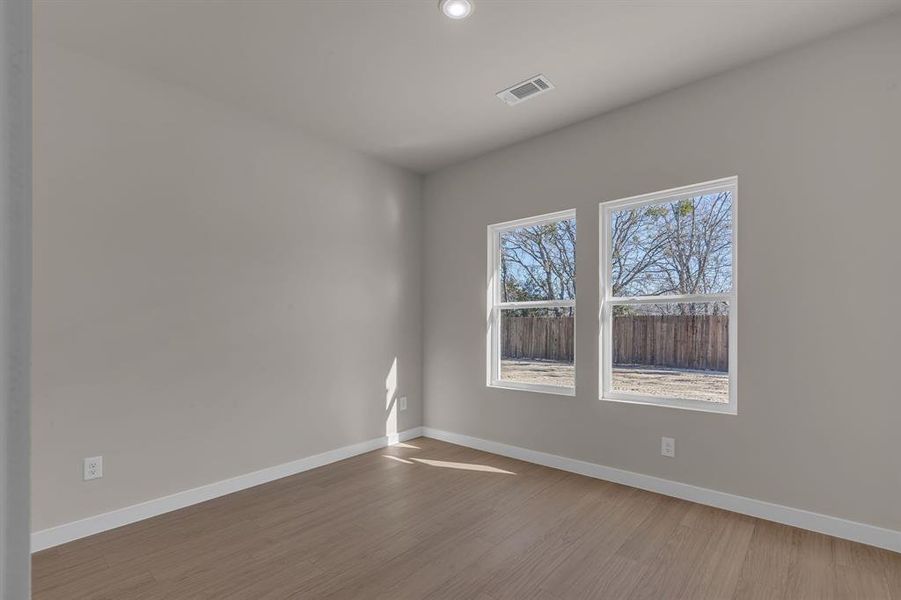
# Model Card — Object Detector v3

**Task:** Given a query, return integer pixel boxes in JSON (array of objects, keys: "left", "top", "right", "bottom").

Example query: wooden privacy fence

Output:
[
  {"left": 502, "top": 315, "right": 728, "bottom": 371},
  {"left": 502, "top": 316, "right": 574, "bottom": 363},
  {"left": 612, "top": 314, "right": 728, "bottom": 372}
]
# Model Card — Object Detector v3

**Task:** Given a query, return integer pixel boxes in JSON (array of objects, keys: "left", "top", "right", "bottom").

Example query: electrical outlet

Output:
[
  {"left": 661, "top": 437, "right": 675, "bottom": 458},
  {"left": 83, "top": 456, "right": 103, "bottom": 481},
  {"left": 399, "top": 396, "right": 408, "bottom": 411}
]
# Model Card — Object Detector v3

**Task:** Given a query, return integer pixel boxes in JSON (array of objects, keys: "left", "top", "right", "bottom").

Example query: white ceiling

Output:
[{"left": 36, "top": 0, "right": 900, "bottom": 173}]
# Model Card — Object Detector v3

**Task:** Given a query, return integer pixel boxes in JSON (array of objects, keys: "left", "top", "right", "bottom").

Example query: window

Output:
[
  {"left": 600, "top": 178, "right": 737, "bottom": 413},
  {"left": 488, "top": 209, "right": 576, "bottom": 395}
]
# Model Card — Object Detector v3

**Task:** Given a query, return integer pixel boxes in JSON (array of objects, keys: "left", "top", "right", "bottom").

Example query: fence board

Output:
[
  {"left": 613, "top": 314, "right": 728, "bottom": 371},
  {"left": 501, "top": 315, "right": 728, "bottom": 371},
  {"left": 502, "top": 316, "right": 574, "bottom": 363}
]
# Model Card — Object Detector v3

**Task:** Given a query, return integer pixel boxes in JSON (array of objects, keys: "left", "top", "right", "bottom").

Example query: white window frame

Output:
[
  {"left": 599, "top": 177, "right": 737, "bottom": 414},
  {"left": 487, "top": 209, "right": 576, "bottom": 396}
]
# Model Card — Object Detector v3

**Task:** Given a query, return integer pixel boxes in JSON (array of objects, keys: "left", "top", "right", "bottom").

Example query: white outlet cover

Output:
[
  {"left": 399, "top": 396, "right": 408, "bottom": 411},
  {"left": 83, "top": 456, "right": 103, "bottom": 480},
  {"left": 661, "top": 437, "right": 675, "bottom": 458}
]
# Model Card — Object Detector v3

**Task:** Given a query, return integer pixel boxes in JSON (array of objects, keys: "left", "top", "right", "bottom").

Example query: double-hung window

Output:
[
  {"left": 488, "top": 209, "right": 576, "bottom": 395},
  {"left": 600, "top": 178, "right": 737, "bottom": 413}
]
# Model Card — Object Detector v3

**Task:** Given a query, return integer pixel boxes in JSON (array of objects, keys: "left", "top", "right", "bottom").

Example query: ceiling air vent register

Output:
[{"left": 496, "top": 75, "right": 555, "bottom": 106}]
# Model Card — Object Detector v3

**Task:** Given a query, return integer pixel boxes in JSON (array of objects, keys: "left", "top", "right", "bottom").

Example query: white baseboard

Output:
[
  {"left": 31, "top": 427, "right": 423, "bottom": 553},
  {"left": 33, "top": 425, "right": 900, "bottom": 555},
  {"left": 420, "top": 427, "right": 901, "bottom": 554}
]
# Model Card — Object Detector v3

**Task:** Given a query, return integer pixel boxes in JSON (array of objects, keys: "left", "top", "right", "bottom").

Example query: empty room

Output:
[{"left": 2, "top": 0, "right": 901, "bottom": 598}]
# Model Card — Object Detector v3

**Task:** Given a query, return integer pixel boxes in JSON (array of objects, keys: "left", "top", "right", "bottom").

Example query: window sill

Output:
[
  {"left": 489, "top": 381, "right": 575, "bottom": 397},
  {"left": 600, "top": 394, "right": 736, "bottom": 415}
]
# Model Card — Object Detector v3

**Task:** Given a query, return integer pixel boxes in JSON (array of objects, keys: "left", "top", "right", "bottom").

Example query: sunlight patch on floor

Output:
[
  {"left": 410, "top": 457, "right": 515, "bottom": 474},
  {"left": 383, "top": 454, "right": 414, "bottom": 464},
  {"left": 390, "top": 442, "right": 420, "bottom": 449}
]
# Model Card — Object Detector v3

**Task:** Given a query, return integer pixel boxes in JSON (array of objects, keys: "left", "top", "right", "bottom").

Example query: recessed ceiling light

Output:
[{"left": 439, "top": 0, "right": 473, "bottom": 20}]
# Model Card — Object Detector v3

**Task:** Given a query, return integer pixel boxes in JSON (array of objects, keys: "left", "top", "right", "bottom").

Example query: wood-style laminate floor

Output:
[{"left": 33, "top": 437, "right": 901, "bottom": 599}]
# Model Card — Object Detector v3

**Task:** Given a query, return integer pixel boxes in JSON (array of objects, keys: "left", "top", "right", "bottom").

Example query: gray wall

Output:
[
  {"left": 423, "top": 16, "right": 901, "bottom": 531},
  {"left": 2, "top": 0, "right": 31, "bottom": 596},
  {"left": 32, "top": 43, "right": 422, "bottom": 532}
]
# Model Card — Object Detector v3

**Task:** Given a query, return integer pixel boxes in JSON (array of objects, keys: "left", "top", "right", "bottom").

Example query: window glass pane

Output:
[
  {"left": 609, "top": 191, "right": 732, "bottom": 297},
  {"left": 501, "top": 217, "right": 576, "bottom": 302},
  {"left": 500, "top": 307, "right": 574, "bottom": 389},
  {"left": 611, "top": 302, "right": 728, "bottom": 403}
]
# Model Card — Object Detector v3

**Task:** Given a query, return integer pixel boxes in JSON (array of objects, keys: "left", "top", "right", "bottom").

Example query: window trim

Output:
[
  {"left": 487, "top": 208, "right": 577, "bottom": 396},
  {"left": 599, "top": 177, "right": 737, "bottom": 414}
]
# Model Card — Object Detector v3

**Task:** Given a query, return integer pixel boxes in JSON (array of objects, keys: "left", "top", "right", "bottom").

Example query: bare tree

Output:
[
  {"left": 501, "top": 219, "right": 576, "bottom": 303},
  {"left": 500, "top": 192, "right": 730, "bottom": 313},
  {"left": 610, "top": 192, "right": 733, "bottom": 315},
  {"left": 609, "top": 208, "right": 670, "bottom": 297}
]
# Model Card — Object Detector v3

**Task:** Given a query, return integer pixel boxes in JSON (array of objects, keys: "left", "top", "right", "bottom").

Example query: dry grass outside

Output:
[
  {"left": 499, "top": 359, "right": 728, "bottom": 403},
  {"left": 500, "top": 359, "right": 576, "bottom": 388},
  {"left": 612, "top": 365, "right": 728, "bottom": 403}
]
